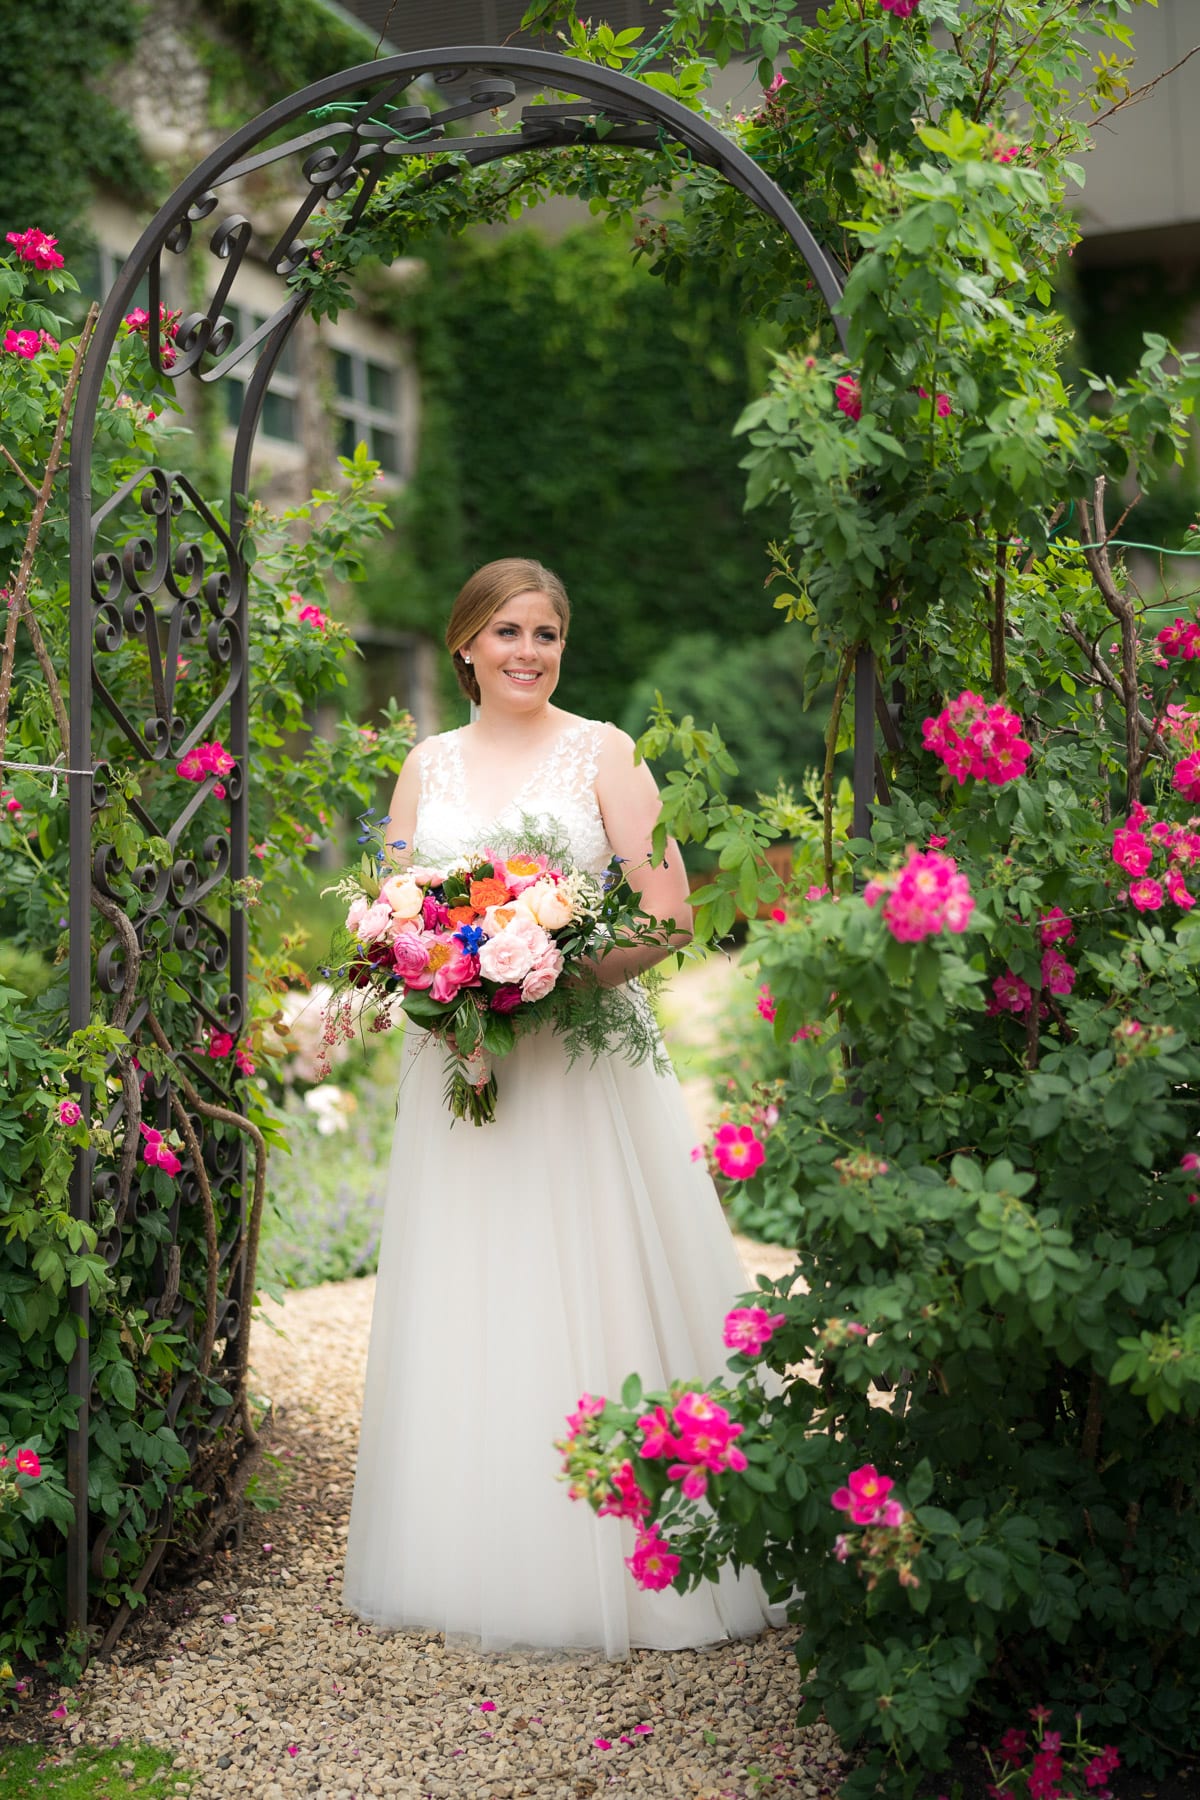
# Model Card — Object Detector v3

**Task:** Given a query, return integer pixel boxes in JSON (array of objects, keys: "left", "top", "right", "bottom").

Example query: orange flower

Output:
[
  {"left": 448, "top": 905, "right": 480, "bottom": 928},
  {"left": 490, "top": 905, "right": 516, "bottom": 929},
  {"left": 470, "top": 877, "right": 510, "bottom": 911}
]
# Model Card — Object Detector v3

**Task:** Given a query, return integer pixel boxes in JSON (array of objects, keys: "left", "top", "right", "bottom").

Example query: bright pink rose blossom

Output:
[
  {"left": 831, "top": 1464, "right": 896, "bottom": 1525},
  {"left": 922, "top": 690, "right": 1031, "bottom": 785},
  {"left": 723, "top": 1306, "right": 787, "bottom": 1355},
  {"left": 835, "top": 373, "right": 863, "bottom": 420},
  {"left": 626, "top": 1526, "right": 680, "bottom": 1591},
  {"left": 57, "top": 1099, "right": 83, "bottom": 1127},
  {"left": 6, "top": 227, "right": 65, "bottom": 270},
  {"left": 1172, "top": 754, "right": 1200, "bottom": 804},
  {"left": 712, "top": 1123, "right": 765, "bottom": 1179},
  {"left": 864, "top": 848, "right": 974, "bottom": 942},
  {"left": 1129, "top": 878, "right": 1164, "bottom": 913}
]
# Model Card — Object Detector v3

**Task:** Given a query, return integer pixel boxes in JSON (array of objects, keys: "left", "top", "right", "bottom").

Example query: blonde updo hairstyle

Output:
[{"left": 446, "top": 558, "right": 570, "bottom": 705}]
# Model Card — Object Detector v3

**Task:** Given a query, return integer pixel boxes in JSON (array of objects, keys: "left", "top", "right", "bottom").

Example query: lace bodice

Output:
[{"left": 413, "top": 716, "right": 613, "bottom": 873}]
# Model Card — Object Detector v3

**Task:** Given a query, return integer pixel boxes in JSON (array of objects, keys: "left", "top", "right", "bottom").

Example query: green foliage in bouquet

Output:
[{"left": 0, "top": 241, "right": 411, "bottom": 1669}]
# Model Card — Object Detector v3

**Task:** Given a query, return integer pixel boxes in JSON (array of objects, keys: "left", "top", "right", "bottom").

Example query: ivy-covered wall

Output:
[
  {"left": 0, "top": 0, "right": 156, "bottom": 256},
  {"left": 355, "top": 226, "right": 797, "bottom": 733}
]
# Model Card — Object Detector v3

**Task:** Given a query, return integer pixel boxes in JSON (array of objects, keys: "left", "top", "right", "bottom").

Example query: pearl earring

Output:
[{"left": 462, "top": 653, "right": 472, "bottom": 664}]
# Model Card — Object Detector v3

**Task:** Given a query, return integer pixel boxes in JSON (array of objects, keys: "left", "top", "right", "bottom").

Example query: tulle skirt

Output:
[{"left": 340, "top": 1018, "right": 781, "bottom": 1659}]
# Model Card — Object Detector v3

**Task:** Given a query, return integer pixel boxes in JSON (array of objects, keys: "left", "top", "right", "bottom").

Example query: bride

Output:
[{"left": 341, "top": 557, "right": 778, "bottom": 1657}]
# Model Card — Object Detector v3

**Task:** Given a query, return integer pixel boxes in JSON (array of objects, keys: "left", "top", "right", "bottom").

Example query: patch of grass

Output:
[{"left": 0, "top": 1740, "right": 197, "bottom": 1797}]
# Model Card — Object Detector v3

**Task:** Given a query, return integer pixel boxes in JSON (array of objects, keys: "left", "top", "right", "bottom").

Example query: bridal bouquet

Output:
[{"left": 320, "top": 821, "right": 672, "bottom": 1123}]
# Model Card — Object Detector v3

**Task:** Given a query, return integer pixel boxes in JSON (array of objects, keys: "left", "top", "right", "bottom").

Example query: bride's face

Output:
[{"left": 467, "top": 590, "right": 565, "bottom": 711}]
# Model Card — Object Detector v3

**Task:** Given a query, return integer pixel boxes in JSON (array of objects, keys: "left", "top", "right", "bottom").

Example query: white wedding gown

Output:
[{"left": 341, "top": 717, "right": 780, "bottom": 1657}]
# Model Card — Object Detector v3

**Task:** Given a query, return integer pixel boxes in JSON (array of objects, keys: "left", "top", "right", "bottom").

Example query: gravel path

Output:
[{"left": 43, "top": 1235, "right": 845, "bottom": 1800}]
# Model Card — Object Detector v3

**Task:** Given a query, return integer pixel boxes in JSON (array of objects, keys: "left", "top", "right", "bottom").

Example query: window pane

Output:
[
  {"left": 261, "top": 389, "right": 298, "bottom": 441},
  {"left": 367, "top": 360, "right": 396, "bottom": 413},
  {"left": 337, "top": 414, "right": 360, "bottom": 459},
  {"left": 370, "top": 426, "right": 400, "bottom": 474},
  {"left": 333, "top": 349, "right": 356, "bottom": 400},
  {"left": 225, "top": 378, "right": 245, "bottom": 427}
]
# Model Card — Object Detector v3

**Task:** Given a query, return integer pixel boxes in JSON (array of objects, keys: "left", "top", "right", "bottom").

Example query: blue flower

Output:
[
  {"left": 453, "top": 923, "right": 486, "bottom": 955},
  {"left": 390, "top": 838, "right": 407, "bottom": 850}
]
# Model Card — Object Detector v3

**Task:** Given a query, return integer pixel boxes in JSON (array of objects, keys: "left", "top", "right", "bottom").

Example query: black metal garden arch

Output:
[{"left": 65, "top": 44, "right": 882, "bottom": 1653}]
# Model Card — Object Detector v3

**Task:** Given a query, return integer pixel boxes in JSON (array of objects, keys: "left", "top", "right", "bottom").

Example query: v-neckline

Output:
[{"left": 449, "top": 719, "right": 582, "bottom": 825}]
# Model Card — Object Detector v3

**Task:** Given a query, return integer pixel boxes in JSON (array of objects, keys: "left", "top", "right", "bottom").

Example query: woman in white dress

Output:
[{"left": 341, "top": 558, "right": 777, "bottom": 1657}]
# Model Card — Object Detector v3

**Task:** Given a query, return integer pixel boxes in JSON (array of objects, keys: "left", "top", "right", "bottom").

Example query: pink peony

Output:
[
  {"left": 625, "top": 1527, "right": 680, "bottom": 1591},
  {"left": 723, "top": 1306, "right": 786, "bottom": 1356},
  {"left": 835, "top": 374, "right": 863, "bottom": 420},
  {"left": 430, "top": 953, "right": 480, "bottom": 1002},
  {"left": 57, "top": 1098, "right": 83, "bottom": 1127},
  {"left": 391, "top": 927, "right": 431, "bottom": 984},
  {"left": 712, "top": 1123, "right": 765, "bottom": 1180},
  {"left": 1129, "top": 878, "right": 1164, "bottom": 913},
  {"left": 6, "top": 227, "right": 65, "bottom": 270},
  {"left": 520, "top": 943, "right": 564, "bottom": 1003}
]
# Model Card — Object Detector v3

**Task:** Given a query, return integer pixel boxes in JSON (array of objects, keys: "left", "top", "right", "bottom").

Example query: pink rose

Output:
[
  {"left": 57, "top": 1099, "right": 83, "bottom": 1128},
  {"left": 478, "top": 915, "right": 550, "bottom": 983},
  {"left": 357, "top": 901, "right": 393, "bottom": 944},
  {"left": 521, "top": 943, "right": 564, "bottom": 1003},
  {"left": 430, "top": 953, "right": 480, "bottom": 1002},
  {"left": 391, "top": 927, "right": 430, "bottom": 984},
  {"left": 345, "top": 895, "right": 369, "bottom": 932}
]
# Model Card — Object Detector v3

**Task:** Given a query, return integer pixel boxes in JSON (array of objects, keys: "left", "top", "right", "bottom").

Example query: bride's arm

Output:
[
  {"left": 382, "top": 743, "right": 421, "bottom": 871},
  {"left": 590, "top": 726, "right": 693, "bottom": 988}
]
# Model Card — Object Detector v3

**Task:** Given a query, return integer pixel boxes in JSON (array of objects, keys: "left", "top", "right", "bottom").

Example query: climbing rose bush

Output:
[{"left": 535, "top": 0, "right": 1200, "bottom": 1793}]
